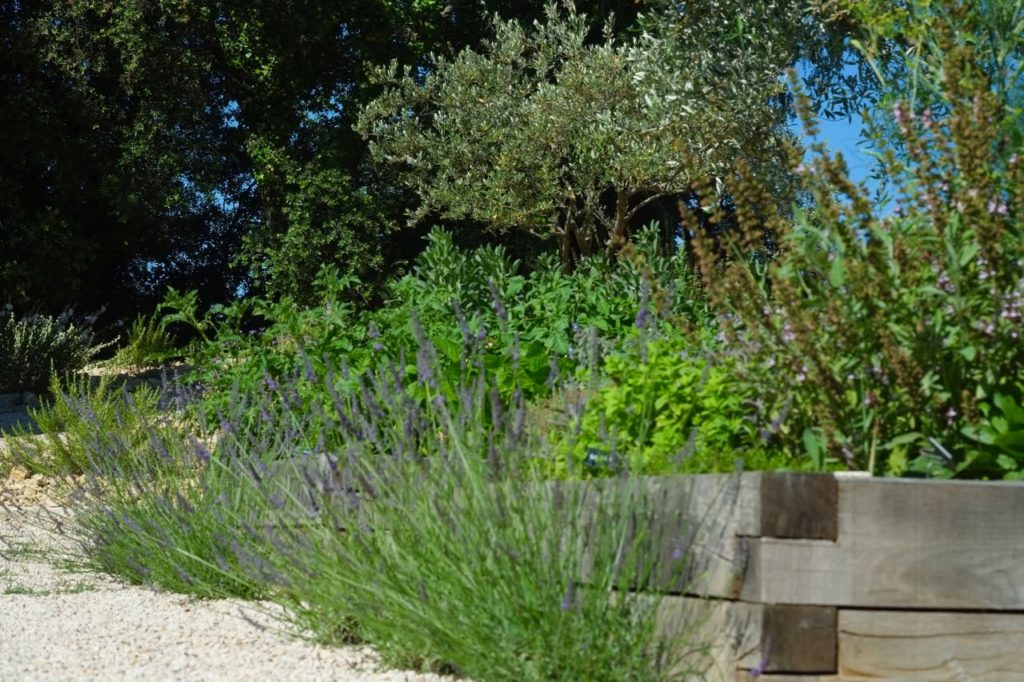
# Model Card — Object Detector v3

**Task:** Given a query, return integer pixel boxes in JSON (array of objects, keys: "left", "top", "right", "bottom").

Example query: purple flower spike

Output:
[
  {"left": 749, "top": 637, "right": 771, "bottom": 677},
  {"left": 634, "top": 306, "right": 649, "bottom": 329},
  {"left": 191, "top": 436, "right": 212, "bottom": 462},
  {"left": 560, "top": 579, "right": 577, "bottom": 612}
]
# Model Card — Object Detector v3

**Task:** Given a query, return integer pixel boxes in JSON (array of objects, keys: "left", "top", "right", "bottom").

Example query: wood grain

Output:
[
  {"left": 654, "top": 596, "right": 836, "bottom": 679},
  {"left": 743, "top": 477, "right": 1024, "bottom": 609},
  {"left": 571, "top": 473, "right": 760, "bottom": 596},
  {"left": 838, "top": 609, "right": 1024, "bottom": 681},
  {"left": 737, "top": 671, "right": 839, "bottom": 675},
  {"left": 577, "top": 473, "right": 839, "bottom": 597},
  {"left": 759, "top": 473, "right": 838, "bottom": 540}
]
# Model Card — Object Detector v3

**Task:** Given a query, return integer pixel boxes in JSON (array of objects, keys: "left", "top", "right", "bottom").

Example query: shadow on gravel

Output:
[
  {"left": 0, "top": 408, "right": 39, "bottom": 436},
  {"left": 0, "top": 364, "right": 193, "bottom": 438}
]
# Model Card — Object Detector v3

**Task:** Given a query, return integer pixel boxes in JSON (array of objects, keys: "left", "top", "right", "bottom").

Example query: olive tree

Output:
[{"left": 357, "top": 2, "right": 804, "bottom": 266}]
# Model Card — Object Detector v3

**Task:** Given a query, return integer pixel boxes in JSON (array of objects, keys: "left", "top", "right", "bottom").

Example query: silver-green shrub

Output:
[{"left": 0, "top": 307, "right": 105, "bottom": 392}]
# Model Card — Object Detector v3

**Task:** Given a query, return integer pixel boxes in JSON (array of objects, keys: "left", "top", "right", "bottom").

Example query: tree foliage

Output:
[
  {"left": 1, "top": 0, "right": 887, "bottom": 316},
  {"left": 0, "top": 0, "right": 600, "bottom": 315},
  {"left": 359, "top": 2, "right": 810, "bottom": 265}
]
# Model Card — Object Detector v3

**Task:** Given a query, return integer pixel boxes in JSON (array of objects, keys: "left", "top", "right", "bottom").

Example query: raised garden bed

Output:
[{"left": 616, "top": 472, "right": 1024, "bottom": 681}]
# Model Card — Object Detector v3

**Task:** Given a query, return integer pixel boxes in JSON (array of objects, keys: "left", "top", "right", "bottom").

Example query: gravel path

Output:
[{"left": 0, "top": 511, "right": 446, "bottom": 682}]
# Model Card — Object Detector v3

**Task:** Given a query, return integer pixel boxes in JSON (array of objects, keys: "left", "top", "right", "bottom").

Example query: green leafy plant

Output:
[
  {"left": 109, "top": 313, "right": 181, "bottom": 369},
  {"left": 155, "top": 268, "right": 371, "bottom": 423},
  {"left": 372, "top": 226, "right": 710, "bottom": 399},
  {"left": 960, "top": 388, "right": 1024, "bottom": 479},
  {"left": 156, "top": 288, "right": 218, "bottom": 346},
  {"left": 692, "top": 0, "right": 1024, "bottom": 477},
  {"left": 561, "top": 334, "right": 790, "bottom": 476},
  {"left": 3, "top": 373, "right": 171, "bottom": 477}
]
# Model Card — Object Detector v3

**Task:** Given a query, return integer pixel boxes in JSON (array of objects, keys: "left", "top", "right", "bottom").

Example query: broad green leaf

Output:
[
  {"left": 958, "top": 242, "right": 980, "bottom": 268},
  {"left": 883, "top": 431, "right": 923, "bottom": 449},
  {"left": 994, "top": 393, "right": 1024, "bottom": 423},
  {"left": 828, "top": 256, "right": 846, "bottom": 287}
]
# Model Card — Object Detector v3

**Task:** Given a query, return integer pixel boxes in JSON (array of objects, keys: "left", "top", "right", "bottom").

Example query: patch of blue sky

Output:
[
  {"left": 223, "top": 100, "right": 241, "bottom": 129},
  {"left": 801, "top": 114, "right": 876, "bottom": 188},
  {"left": 304, "top": 91, "right": 349, "bottom": 125}
]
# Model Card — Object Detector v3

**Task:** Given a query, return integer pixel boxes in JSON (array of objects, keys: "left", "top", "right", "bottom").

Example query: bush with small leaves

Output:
[{"left": 0, "top": 307, "right": 107, "bottom": 393}]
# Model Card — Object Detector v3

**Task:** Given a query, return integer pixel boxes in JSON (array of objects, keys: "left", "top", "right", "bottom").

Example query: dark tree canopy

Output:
[{"left": 0, "top": 0, "right": 880, "bottom": 321}]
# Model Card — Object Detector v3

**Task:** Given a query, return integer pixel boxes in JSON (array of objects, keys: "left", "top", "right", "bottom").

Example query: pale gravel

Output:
[{"left": 0, "top": 511, "right": 447, "bottom": 682}]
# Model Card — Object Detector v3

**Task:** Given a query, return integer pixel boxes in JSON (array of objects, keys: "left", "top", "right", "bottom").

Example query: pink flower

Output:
[
  {"left": 921, "top": 108, "right": 934, "bottom": 129},
  {"left": 892, "top": 103, "right": 910, "bottom": 126},
  {"left": 988, "top": 200, "right": 1009, "bottom": 216}
]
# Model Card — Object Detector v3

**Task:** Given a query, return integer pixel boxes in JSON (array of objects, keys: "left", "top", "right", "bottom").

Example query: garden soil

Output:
[{"left": 0, "top": 461, "right": 449, "bottom": 681}]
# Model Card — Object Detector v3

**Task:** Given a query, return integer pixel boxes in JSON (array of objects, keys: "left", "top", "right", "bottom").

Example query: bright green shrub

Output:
[
  {"left": 109, "top": 312, "right": 180, "bottom": 369},
  {"left": 0, "top": 307, "right": 106, "bottom": 393},
  {"left": 565, "top": 335, "right": 790, "bottom": 476}
]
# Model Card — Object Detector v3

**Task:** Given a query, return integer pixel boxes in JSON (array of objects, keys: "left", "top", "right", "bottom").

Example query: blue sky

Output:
[
  {"left": 794, "top": 109, "right": 886, "bottom": 201},
  {"left": 810, "top": 116, "right": 874, "bottom": 183}
]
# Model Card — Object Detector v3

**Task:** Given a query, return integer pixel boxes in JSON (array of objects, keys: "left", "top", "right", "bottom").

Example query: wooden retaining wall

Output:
[
  {"left": 259, "top": 464, "right": 1023, "bottom": 679},
  {"left": 617, "top": 472, "right": 1024, "bottom": 681}
]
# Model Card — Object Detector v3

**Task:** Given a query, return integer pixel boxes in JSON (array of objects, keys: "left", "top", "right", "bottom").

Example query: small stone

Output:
[{"left": 8, "top": 465, "right": 29, "bottom": 482}]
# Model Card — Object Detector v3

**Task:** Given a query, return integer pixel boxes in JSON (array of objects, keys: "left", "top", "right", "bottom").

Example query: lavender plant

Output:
[
  {"left": 19, "top": 378, "right": 268, "bottom": 598},
  {"left": 44, "top": 325, "right": 717, "bottom": 679},
  {"left": 219, "top": 344, "right": 714, "bottom": 680},
  {"left": 61, "top": 463, "right": 266, "bottom": 599},
  {"left": 4, "top": 373, "right": 167, "bottom": 476}
]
